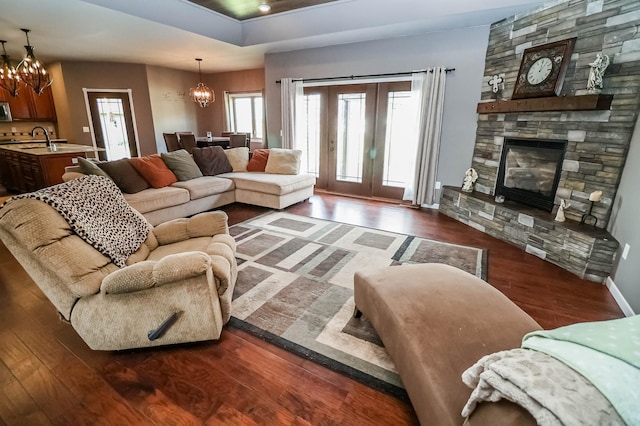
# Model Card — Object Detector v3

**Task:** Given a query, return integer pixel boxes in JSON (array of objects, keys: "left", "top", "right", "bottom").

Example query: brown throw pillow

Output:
[
  {"left": 192, "top": 146, "right": 233, "bottom": 176},
  {"left": 98, "top": 158, "right": 151, "bottom": 194},
  {"left": 246, "top": 149, "right": 270, "bottom": 172},
  {"left": 160, "top": 149, "right": 203, "bottom": 181},
  {"left": 129, "top": 154, "right": 177, "bottom": 188}
]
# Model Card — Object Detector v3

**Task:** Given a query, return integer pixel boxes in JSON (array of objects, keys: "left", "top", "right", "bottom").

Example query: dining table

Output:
[{"left": 196, "top": 136, "right": 230, "bottom": 148}]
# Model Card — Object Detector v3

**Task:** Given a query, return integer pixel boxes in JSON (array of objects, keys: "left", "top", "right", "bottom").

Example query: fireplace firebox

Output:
[{"left": 495, "top": 138, "right": 567, "bottom": 212}]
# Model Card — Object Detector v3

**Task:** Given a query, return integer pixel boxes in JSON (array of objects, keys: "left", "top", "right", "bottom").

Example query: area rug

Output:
[{"left": 228, "top": 212, "right": 487, "bottom": 398}]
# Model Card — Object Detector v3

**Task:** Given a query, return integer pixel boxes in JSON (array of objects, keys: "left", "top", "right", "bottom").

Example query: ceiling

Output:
[
  {"left": 0, "top": 0, "right": 547, "bottom": 74},
  {"left": 187, "top": 0, "right": 340, "bottom": 21}
]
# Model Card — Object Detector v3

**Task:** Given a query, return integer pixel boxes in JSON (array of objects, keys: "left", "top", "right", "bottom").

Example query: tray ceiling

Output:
[{"left": 187, "top": 0, "right": 340, "bottom": 20}]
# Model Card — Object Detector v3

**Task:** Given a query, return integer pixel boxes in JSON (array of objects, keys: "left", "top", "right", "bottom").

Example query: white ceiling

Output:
[{"left": 0, "top": 0, "right": 547, "bottom": 73}]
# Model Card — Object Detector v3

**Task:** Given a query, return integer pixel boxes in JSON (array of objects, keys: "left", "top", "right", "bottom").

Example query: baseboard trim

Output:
[{"left": 605, "top": 276, "right": 636, "bottom": 317}]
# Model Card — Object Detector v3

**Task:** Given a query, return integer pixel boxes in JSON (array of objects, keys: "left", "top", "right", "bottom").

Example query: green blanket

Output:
[{"left": 522, "top": 315, "right": 640, "bottom": 425}]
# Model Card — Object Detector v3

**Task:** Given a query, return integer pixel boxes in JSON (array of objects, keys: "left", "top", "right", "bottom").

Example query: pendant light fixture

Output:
[
  {"left": 0, "top": 40, "right": 20, "bottom": 97},
  {"left": 189, "top": 58, "right": 215, "bottom": 108},
  {"left": 18, "top": 29, "right": 53, "bottom": 96}
]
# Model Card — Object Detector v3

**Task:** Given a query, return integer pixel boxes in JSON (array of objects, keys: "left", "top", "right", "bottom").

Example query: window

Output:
[{"left": 225, "top": 92, "right": 263, "bottom": 139}]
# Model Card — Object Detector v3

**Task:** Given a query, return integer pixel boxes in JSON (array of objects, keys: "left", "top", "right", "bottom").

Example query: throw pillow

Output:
[
  {"left": 129, "top": 154, "right": 177, "bottom": 188},
  {"left": 192, "top": 146, "right": 233, "bottom": 176},
  {"left": 161, "top": 149, "right": 203, "bottom": 181},
  {"left": 78, "top": 157, "right": 111, "bottom": 179},
  {"left": 265, "top": 148, "right": 302, "bottom": 175},
  {"left": 97, "top": 158, "right": 151, "bottom": 194},
  {"left": 225, "top": 147, "right": 250, "bottom": 172},
  {"left": 246, "top": 149, "right": 270, "bottom": 172}
]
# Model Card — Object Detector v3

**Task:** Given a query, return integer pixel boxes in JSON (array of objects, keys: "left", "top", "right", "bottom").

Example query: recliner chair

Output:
[{"left": 0, "top": 197, "right": 237, "bottom": 351}]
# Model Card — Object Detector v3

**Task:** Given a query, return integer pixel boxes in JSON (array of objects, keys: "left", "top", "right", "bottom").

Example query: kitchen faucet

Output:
[{"left": 30, "top": 126, "right": 51, "bottom": 148}]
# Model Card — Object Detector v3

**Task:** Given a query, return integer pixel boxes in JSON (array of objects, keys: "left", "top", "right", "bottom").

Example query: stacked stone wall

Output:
[{"left": 472, "top": 0, "right": 640, "bottom": 228}]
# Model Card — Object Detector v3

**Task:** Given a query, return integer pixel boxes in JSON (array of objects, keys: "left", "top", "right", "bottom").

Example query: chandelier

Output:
[
  {"left": 189, "top": 58, "right": 214, "bottom": 108},
  {"left": 18, "top": 29, "right": 53, "bottom": 96},
  {"left": 0, "top": 40, "right": 20, "bottom": 97}
]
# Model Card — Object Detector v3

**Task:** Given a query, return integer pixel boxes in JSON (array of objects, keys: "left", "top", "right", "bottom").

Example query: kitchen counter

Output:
[
  {"left": 0, "top": 143, "right": 102, "bottom": 193},
  {"left": 0, "top": 142, "right": 102, "bottom": 155}
]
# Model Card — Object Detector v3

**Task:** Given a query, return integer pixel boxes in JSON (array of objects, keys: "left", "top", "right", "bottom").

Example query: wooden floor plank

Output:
[{"left": 0, "top": 194, "right": 624, "bottom": 424}]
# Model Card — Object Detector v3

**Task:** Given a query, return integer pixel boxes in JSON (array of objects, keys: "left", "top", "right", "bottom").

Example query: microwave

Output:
[{"left": 0, "top": 102, "right": 12, "bottom": 122}]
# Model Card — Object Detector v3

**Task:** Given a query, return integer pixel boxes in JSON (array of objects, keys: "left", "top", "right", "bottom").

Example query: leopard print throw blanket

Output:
[{"left": 12, "top": 175, "right": 149, "bottom": 267}]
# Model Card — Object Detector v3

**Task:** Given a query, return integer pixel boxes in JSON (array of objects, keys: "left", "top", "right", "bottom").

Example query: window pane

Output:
[
  {"left": 383, "top": 91, "right": 414, "bottom": 187},
  {"left": 336, "top": 93, "right": 366, "bottom": 183},
  {"left": 233, "top": 98, "right": 253, "bottom": 135},
  {"left": 300, "top": 94, "right": 321, "bottom": 177},
  {"left": 253, "top": 97, "right": 263, "bottom": 139},
  {"left": 96, "top": 98, "right": 130, "bottom": 160}
]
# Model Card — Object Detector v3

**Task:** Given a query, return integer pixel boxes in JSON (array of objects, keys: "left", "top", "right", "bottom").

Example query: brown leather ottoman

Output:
[{"left": 354, "top": 263, "right": 541, "bottom": 425}]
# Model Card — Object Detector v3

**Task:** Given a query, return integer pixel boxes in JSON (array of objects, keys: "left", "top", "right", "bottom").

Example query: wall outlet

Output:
[
  {"left": 72, "top": 158, "right": 79, "bottom": 164},
  {"left": 622, "top": 243, "right": 630, "bottom": 260},
  {"left": 435, "top": 181, "right": 442, "bottom": 189},
  {"left": 82, "top": 126, "right": 90, "bottom": 133}
]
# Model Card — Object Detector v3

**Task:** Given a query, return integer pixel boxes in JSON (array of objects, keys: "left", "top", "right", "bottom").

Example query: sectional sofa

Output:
[{"left": 63, "top": 147, "right": 316, "bottom": 225}]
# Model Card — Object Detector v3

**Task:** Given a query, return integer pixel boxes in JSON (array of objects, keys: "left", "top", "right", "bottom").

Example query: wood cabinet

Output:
[
  {"left": 0, "top": 85, "right": 56, "bottom": 121},
  {"left": 0, "top": 148, "right": 85, "bottom": 193}
]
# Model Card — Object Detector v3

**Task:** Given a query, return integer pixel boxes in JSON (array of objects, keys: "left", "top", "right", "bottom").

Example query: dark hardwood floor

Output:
[{"left": 0, "top": 194, "right": 623, "bottom": 425}]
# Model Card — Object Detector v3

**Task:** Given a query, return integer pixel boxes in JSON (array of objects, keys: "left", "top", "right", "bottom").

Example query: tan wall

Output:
[
  {"left": 53, "top": 61, "right": 157, "bottom": 156},
  {"left": 197, "top": 68, "right": 265, "bottom": 137},
  {"left": 146, "top": 65, "right": 200, "bottom": 153}
]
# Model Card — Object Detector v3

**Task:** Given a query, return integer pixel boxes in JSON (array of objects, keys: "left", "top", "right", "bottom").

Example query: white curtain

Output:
[
  {"left": 280, "top": 78, "right": 304, "bottom": 149},
  {"left": 403, "top": 67, "right": 447, "bottom": 206}
]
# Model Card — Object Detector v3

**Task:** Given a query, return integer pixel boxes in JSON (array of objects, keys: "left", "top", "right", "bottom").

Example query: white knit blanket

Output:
[
  {"left": 11, "top": 175, "right": 149, "bottom": 267},
  {"left": 461, "top": 348, "right": 624, "bottom": 425}
]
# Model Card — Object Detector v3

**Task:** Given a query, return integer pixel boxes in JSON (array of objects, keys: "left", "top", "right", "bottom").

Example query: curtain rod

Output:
[{"left": 275, "top": 68, "right": 455, "bottom": 84}]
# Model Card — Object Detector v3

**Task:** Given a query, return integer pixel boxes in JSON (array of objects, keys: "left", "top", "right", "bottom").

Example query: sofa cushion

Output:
[
  {"left": 78, "top": 157, "right": 110, "bottom": 179},
  {"left": 218, "top": 172, "right": 315, "bottom": 196},
  {"left": 172, "top": 176, "right": 235, "bottom": 200},
  {"left": 129, "top": 154, "right": 177, "bottom": 188},
  {"left": 192, "top": 146, "right": 233, "bottom": 176},
  {"left": 225, "top": 147, "right": 249, "bottom": 172},
  {"left": 98, "top": 159, "right": 150, "bottom": 194},
  {"left": 161, "top": 149, "right": 203, "bottom": 181},
  {"left": 123, "top": 186, "right": 190, "bottom": 214},
  {"left": 246, "top": 149, "right": 270, "bottom": 172},
  {"left": 265, "top": 148, "right": 302, "bottom": 175}
]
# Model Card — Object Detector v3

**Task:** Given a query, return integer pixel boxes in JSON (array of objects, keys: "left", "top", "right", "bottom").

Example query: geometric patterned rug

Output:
[{"left": 228, "top": 212, "right": 487, "bottom": 398}]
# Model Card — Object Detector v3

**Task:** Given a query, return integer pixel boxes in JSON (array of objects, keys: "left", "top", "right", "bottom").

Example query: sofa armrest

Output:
[
  {"left": 153, "top": 211, "right": 230, "bottom": 246},
  {"left": 101, "top": 251, "right": 212, "bottom": 294},
  {"left": 62, "top": 171, "right": 86, "bottom": 182}
]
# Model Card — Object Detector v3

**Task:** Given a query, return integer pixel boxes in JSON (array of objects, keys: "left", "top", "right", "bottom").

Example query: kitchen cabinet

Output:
[
  {"left": 0, "top": 144, "right": 98, "bottom": 193},
  {"left": 0, "top": 85, "right": 56, "bottom": 121}
]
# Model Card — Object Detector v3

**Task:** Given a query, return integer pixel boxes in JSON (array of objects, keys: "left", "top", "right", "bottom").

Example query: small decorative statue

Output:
[
  {"left": 587, "top": 53, "right": 610, "bottom": 93},
  {"left": 555, "top": 199, "right": 570, "bottom": 222},
  {"left": 462, "top": 168, "right": 478, "bottom": 192},
  {"left": 488, "top": 74, "right": 504, "bottom": 99}
]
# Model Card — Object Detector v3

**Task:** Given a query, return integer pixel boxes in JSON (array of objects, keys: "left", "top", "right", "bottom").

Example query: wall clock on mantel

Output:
[{"left": 511, "top": 37, "right": 577, "bottom": 99}]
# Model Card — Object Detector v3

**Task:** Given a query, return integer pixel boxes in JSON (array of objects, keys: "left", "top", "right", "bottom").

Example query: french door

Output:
[
  {"left": 86, "top": 91, "right": 138, "bottom": 161},
  {"left": 302, "top": 82, "right": 413, "bottom": 200}
]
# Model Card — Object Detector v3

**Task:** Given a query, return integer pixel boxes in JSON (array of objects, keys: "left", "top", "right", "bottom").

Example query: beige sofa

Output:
[
  {"left": 64, "top": 166, "right": 316, "bottom": 226},
  {"left": 0, "top": 197, "right": 238, "bottom": 351}
]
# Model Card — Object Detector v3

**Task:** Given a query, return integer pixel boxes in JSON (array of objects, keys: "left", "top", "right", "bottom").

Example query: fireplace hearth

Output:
[{"left": 495, "top": 138, "right": 567, "bottom": 212}]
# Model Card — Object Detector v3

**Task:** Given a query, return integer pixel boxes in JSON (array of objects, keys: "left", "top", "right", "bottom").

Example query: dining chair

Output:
[
  {"left": 179, "top": 133, "right": 197, "bottom": 154},
  {"left": 163, "top": 133, "right": 182, "bottom": 152},
  {"left": 229, "top": 134, "right": 248, "bottom": 149}
]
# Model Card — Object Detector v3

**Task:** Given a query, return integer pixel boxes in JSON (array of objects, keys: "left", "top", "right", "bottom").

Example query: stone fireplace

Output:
[
  {"left": 495, "top": 137, "right": 567, "bottom": 212},
  {"left": 439, "top": 0, "right": 640, "bottom": 283}
]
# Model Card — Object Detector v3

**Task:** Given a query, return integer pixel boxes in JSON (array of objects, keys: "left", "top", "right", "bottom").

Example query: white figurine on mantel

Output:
[
  {"left": 587, "top": 53, "right": 610, "bottom": 93},
  {"left": 555, "top": 199, "right": 570, "bottom": 222},
  {"left": 462, "top": 168, "right": 478, "bottom": 192}
]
